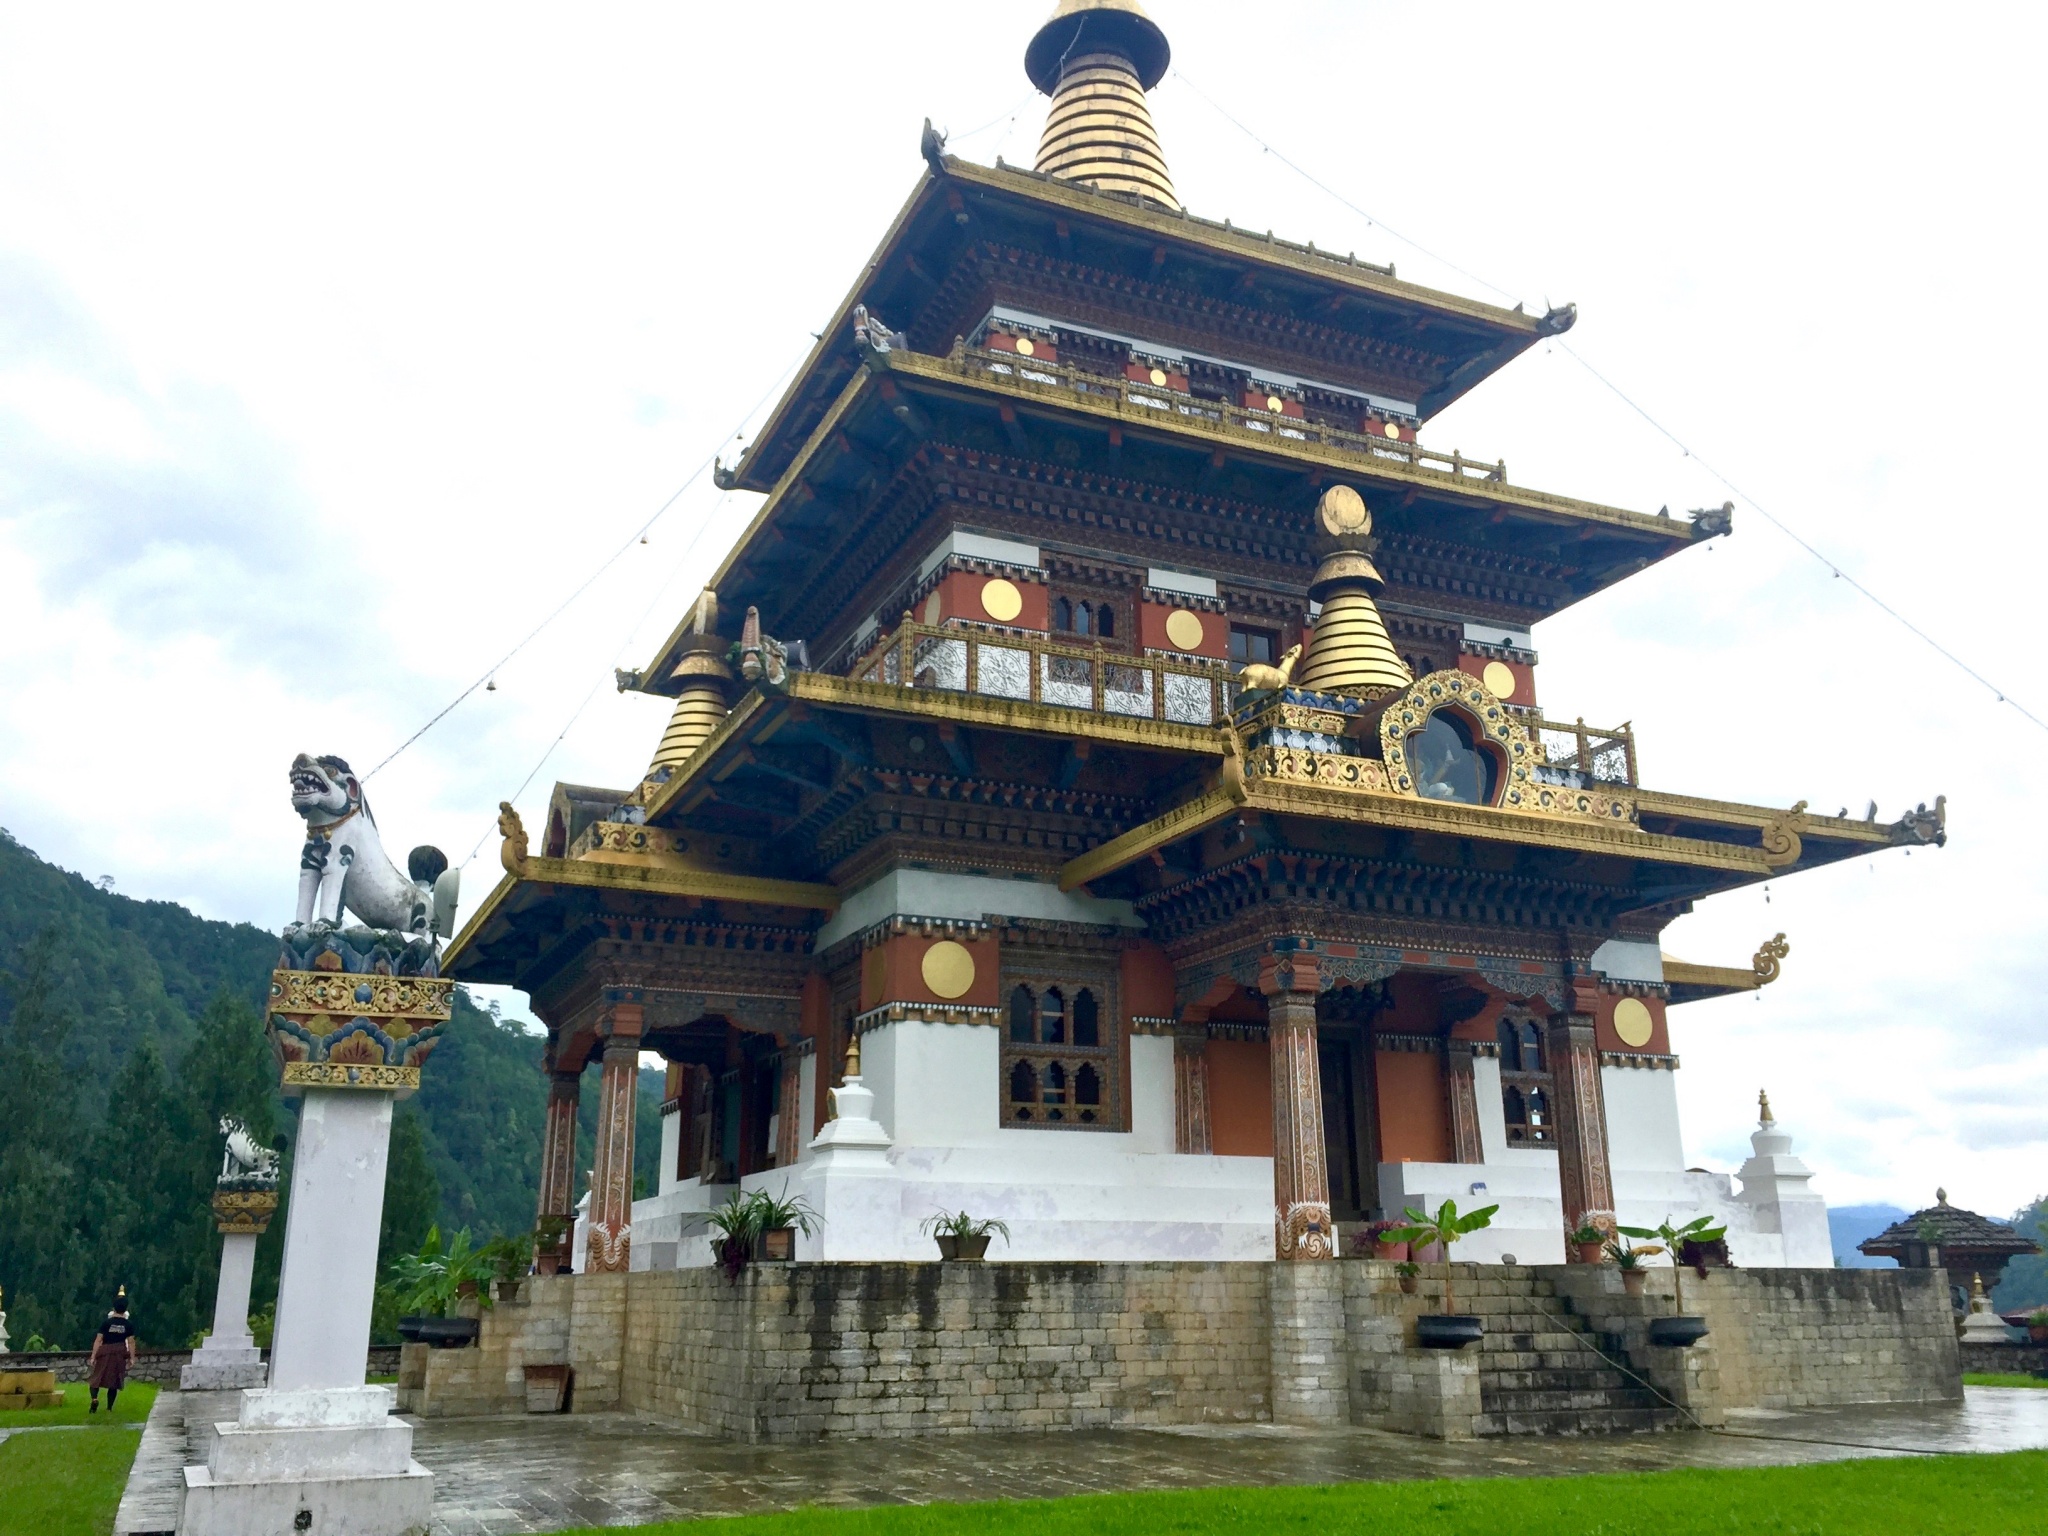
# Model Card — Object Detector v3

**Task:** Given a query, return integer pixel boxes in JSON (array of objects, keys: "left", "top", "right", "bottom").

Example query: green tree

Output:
[
  {"left": 0, "top": 929, "right": 88, "bottom": 1347},
  {"left": 380, "top": 1107, "right": 439, "bottom": 1273},
  {"left": 177, "top": 992, "right": 289, "bottom": 1333}
]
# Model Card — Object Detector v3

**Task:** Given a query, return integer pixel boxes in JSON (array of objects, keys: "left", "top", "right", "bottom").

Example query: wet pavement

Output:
[{"left": 410, "top": 1388, "right": 2048, "bottom": 1535}]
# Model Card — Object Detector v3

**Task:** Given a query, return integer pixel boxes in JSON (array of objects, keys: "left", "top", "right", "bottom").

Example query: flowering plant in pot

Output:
[
  {"left": 534, "top": 1214, "right": 570, "bottom": 1276},
  {"left": 1383, "top": 1198, "right": 1498, "bottom": 1348},
  {"left": 1362, "top": 1219, "right": 1409, "bottom": 1261},
  {"left": 1603, "top": 1232, "right": 1665, "bottom": 1296},
  {"left": 707, "top": 1191, "right": 762, "bottom": 1281},
  {"left": 920, "top": 1210, "right": 1011, "bottom": 1261},
  {"left": 1569, "top": 1222, "right": 1608, "bottom": 1265}
]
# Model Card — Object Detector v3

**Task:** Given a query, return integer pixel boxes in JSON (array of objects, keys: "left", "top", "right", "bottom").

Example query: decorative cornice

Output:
[{"left": 855, "top": 1001, "right": 1002, "bottom": 1031}]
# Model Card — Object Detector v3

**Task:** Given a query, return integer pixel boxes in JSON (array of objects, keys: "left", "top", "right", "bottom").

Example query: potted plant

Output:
[
  {"left": 707, "top": 1190, "right": 761, "bottom": 1281},
  {"left": 1393, "top": 1260, "right": 1420, "bottom": 1295},
  {"left": 749, "top": 1186, "right": 820, "bottom": 1262},
  {"left": 1604, "top": 1232, "right": 1665, "bottom": 1296},
  {"left": 1383, "top": 1198, "right": 1498, "bottom": 1348},
  {"left": 389, "top": 1227, "right": 492, "bottom": 1347},
  {"left": 920, "top": 1210, "right": 1012, "bottom": 1260},
  {"left": 1363, "top": 1219, "right": 1408, "bottom": 1261},
  {"left": 534, "top": 1215, "right": 570, "bottom": 1276},
  {"left": 480, "top": 1232, "right": 535, "bottom": 1303},
  {"left": 1569, "top": 1222, "right": 1608, "bottom": 1265},
  {"left": 1619, "top": 1214, "right": 1727, "bottom": 1347},
  {"left": 2028, "top": 1310, "right": 2048, "bottom": 1345}
]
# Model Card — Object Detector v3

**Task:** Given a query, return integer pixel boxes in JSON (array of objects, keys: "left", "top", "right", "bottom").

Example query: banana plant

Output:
[
  {"left": 1619, "top": 1215, "right": 1728, "bottom": 1312},
  {"left": 1382, "top": 1198, "right": 1499, "bottom": 1315}
]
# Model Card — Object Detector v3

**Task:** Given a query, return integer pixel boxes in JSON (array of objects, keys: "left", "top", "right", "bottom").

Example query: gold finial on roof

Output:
[
  {"left": 1292, "top": 486, "right": 1412, "bottom": 698},
  {"left": 1937, "top": 1187, "right": 1949, "bottom": 1206},
  {"left": 1758, "top": 1088, "right": 1774, "bottom": 1124},
  {"left": 644, "top": 588, "right": 733, "bottom": 782},
  {"left": 844, "top": 1032, "right": 861, "bottom": 1081},
  {"left": 1971, "top": 1271, "right": 1987, "bottom": 1300},
  {"left": 1026, "top": 0, "right": 1177, "bottom": 209}
]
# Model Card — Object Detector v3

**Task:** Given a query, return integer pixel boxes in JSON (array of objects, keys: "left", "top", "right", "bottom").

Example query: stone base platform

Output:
[{"left": 399, "top": 1261, "right": 1961, "bottom": 1443}]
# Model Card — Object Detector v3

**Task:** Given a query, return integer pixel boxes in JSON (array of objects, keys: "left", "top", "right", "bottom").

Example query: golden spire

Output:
[
  {"left": 1293, "top": 486, "right": 1413, "bottom": 697},
  {"left": 645, "top": 590, "right": 732, "bottom": 783},
  {"left": 843, "top": 1032, "right": 862, "bottom": 1081},
  {"left": 1758, "top": 1088, "right": 1774, "bottom": 1124},
  {"left": 1026, "top": 0, "right": 1178, "bottom": 209}
]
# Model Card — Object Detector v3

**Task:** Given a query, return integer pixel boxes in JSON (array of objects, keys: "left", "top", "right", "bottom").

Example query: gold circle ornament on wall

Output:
[
  {"left": 1265, "top": 394, "right": 1284, "bottom": 412},
  {"left": 1383, "top": 421, "right": 1402, "bottom": 439},
  {"left": 1481, "top": 660, "right": 1517, "bottom": 699},
  {"left": 1014, "top": 336, "right": 1035, "bottom": 357},
  {"left": 1164, "top": 608, "right": 1206, "bottom": 651},
  {"left": 922, "top": 592, "right": 943, "bottom": 624},
  {"left": 980, "top": 577, "right": 1024, "bottom": 623},
  {"left": 1316, "top": 484, "right": 1371, "bottom": 538},
  {"left": 921, "top": 940, "right": 976, "bottom": 1000},
  {"left": 1613, "top": 997, "right": 1655, "bottom": 1049},
  {"left": 1148, "top": 366, "right": 1168, "bottom": 387}
]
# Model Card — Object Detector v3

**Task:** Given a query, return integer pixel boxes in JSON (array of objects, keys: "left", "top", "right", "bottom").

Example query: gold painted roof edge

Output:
[
  {"left": 1633, "top": 790, "right": 1896, "bottom": 843},
  {"left": 440, "top": 869, "right": 520, "bottom": 971},
  {"left": 1659, "top": 958, "right": 1760, "bottom": 995},
  {"left": 640, "top": 691, "right": 772, "bottom": 825},
  {"left": 786, "top": 671, "right": 1230, "bottom": 754}
]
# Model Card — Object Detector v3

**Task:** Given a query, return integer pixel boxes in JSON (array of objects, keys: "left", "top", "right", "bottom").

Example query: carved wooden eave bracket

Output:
[{"left": 1664, "top": 932, "right": 1790, "bottom": 1006}]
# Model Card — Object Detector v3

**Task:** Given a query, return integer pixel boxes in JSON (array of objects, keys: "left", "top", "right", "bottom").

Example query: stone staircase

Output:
[{"left": 1465, "top": 1276, "right": 1682, "bottom": 1436}]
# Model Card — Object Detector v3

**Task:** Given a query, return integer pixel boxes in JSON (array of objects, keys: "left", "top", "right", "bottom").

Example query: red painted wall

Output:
[{"left": 1207, "top": 1039, "right": 1273, "bottom": 1156}]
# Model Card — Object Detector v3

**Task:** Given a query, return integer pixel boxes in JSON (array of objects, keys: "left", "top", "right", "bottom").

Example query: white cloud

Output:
[{"left": 2, "top": 0, "right": 2043, "bottom": 1213}]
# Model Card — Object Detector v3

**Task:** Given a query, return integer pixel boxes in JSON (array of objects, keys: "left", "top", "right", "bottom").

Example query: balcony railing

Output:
[
  {"left": 948, "top": 343, "right": 1509, "bottom": 487},
  {"left": 1533, "top": 717, "right": 1637, "bottom": 787},
  {"left": 851, "top": 620, "right": 1233, "bottom": 726}
]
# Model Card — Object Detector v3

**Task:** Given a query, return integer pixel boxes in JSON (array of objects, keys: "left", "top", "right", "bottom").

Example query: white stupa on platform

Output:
[
  {"left": 1960, "top": 1272, "right": 2021, "bottom": 1344},
  {"left": 1734, "top": 1090, "right": 1833, "bottom": 1267}
]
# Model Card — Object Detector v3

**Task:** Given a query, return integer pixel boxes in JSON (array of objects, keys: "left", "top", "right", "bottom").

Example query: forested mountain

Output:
[{"left": 0, "top": 826, "right": 660, "bottom": 1349}]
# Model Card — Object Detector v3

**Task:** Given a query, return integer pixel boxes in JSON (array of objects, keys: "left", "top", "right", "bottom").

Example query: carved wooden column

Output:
[
  {"left": 1547, "top": 1002, "right": 1614, "bottom": 1255},
  {"left": 774, "top": 1045, "right": 805, "bottom": 1168},
  {"left": 585, "top": 998, "right": 644, "bottom": 1273},
  {"left": 1266, "top": 986, "right": 1333, "bottom": 1260},
  {"left": 535, "top": 1068, "right": 581, "bottom": 1245},
  {"left": 1173, "top": 1026, "right": 1211, "bottom": 1154},
  {"left": 1446, "top": 1044, "right": 1484, "bottom": 1164}
]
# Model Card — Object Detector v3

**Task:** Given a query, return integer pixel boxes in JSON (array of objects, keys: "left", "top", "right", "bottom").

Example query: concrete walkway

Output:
[{"left": 112, "top": 1387, "right": 2048, "bottom": 1536}]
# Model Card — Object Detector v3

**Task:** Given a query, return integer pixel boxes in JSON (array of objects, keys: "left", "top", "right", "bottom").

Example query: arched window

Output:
[
  {"left": 1072, "top": 988, "right": 1099, "bottom": 1047},
  {"left": 1097, "top": 605, "right": 1115, "bottom": 639},
  {"left": 1520, "top": 1021, "right": 1544, "bottom": 1074},
  {"left": 1497, "top": 1017, "right": 1520, "bottom": 1064},
  {"left": 1009, "top": 985, "right": 1034, "bottom": 1044},
  {"left": 1526, "top": 1087, "right": 1548, "bottom": 1129},
  {"left": 1503, "top": 1086, "right": 1527, "bottom": 1128},
  {"left": 1075, "top": 602, "right": 1093, "bottom": 636},
  {"left": 1054, "top": 597, "right": 1074, "bottom": 632},
  {"left": 1039, "top": 987, "right": 1066, "bottom": 1044},
  {"left": 1009, "top": 1059, "right": 1038, "bottom": 1116},
  {"left": 1075, "top": 1063, "right": 1101, "bottom": 1108}
]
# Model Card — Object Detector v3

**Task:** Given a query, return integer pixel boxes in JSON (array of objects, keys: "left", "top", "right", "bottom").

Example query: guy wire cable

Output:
[
  {"left": 1169, "top": 66, "right": 2048, "bottom": 737},
  {"left": 363, "top": 348, "right": 806, "bottom": 782}
]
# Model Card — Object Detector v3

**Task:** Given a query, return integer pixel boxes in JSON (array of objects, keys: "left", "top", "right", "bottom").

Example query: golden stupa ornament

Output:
[
  {"left": 1026, "top": 0, "right": 1178, "bottom": 209},
  {"left": 1292, "top": 485, "right": 1413, "bottom": 698},
  {"left": 645, "top": 589, "right": 733, "bottom": 782}
]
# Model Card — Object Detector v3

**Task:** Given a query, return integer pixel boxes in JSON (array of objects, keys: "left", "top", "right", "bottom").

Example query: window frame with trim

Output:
[{"left": 1000, "top": 964, "right": 1121, "bottom": 1131}]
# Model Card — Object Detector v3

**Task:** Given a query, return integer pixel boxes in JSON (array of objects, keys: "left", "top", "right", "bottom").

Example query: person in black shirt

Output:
[{"left": 88, "top": 1288, "right": 136, "bottom": 1414}]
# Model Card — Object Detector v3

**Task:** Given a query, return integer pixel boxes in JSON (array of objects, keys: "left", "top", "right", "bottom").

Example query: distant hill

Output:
[
  {"left": 0, "top": 826, "right": 659, "bottom": 1240},
  {"left": 1830, "top": 1203, "right": 1908, "bottom": 1268}
]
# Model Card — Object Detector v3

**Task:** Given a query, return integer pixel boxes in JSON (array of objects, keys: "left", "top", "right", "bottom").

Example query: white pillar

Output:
[
  {"left": 267, "top": 1089, "right": 391, "bottom": 1394},
  {"left": 180, "top": 1231, "right": 265, "bottom": 1391},
  {"left": 180, "top": 1088, "right": 433, "bottom": 1535}
]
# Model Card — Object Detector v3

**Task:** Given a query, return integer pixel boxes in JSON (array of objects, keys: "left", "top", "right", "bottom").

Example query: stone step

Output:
[{"left": 1476, "top": 1404, "right": 1678, "bottom": 1437}]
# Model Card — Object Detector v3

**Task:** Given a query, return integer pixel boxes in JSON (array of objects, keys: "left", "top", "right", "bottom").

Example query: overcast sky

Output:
[{"left": 3, "top": 2, "right": 2042, "bottom": 1217}]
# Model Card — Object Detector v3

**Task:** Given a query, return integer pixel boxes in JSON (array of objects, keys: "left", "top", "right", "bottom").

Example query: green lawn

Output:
[
  {"left": 0, "top": 1380, "right": 156, "bottom": 1430},
  {"left": 1964, "top": 1372, "right": 2048, "bottom": 1389},
  {"left": 567, "top": 1452, "right": 2048, "bottom": 1536},
  {"left": 0, "top": 1426, "right": 142, "bottom": 1536}
]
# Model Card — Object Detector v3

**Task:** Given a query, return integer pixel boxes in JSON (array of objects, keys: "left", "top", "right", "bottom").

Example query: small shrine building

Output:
[{"left": 445, "top": 0, "right": 1944, "bottom": 1272}]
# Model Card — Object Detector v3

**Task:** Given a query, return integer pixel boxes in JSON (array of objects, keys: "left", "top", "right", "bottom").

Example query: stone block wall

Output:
[
  {"left": 1689, "top": 1267, "right": 1960, "bottom": 1410},
  {"left": 621, "top": 1262, "right": 1272, "bottom": 1439},
  {"left": 419, "top": 1261, "right": 1962, "bottom": 1438},
  {"left": 5, "top": 1345, "right": 399, "bottom": 1387},
  {"left": 1958, "top": 1340, "right": 2047, "bottom": 1376}
]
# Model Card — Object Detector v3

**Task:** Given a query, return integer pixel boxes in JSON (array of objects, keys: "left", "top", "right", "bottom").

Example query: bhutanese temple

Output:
[{"left": 445, "top": 0, "right": 1946, "bottom": 1274}]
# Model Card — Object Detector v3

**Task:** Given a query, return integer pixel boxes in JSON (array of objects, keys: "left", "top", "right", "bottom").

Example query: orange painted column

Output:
[
  {"left": 585, "top": 999, "right": 644, "bottom": 1273},
  {"left": 1173, "top": 1027, "right": 1212, "bottom": 1154},
  {"left": 1266, "top": 987, "right": 1333, "bottom": 1260},
  {"left": 1547, "top": 995, "right": 1615, "bottom": 1257},
  {"left": 1445, "top": 1047, "right": 1484, "bottom": 1164},
  {"left": 535, "top": 1069, "right": 581, "bottom": 1251}
]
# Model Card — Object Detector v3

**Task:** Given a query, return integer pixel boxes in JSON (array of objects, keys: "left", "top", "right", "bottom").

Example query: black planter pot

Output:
[
  {"left": 398, "top": 1315, "right": 480, "bottom": 1349},
  {"left": 1415, "top": 1314, "right": 1484, "bottom": 1350},
  {"left": 1648, "top": 1315, "right": 1710, "bottom": 1348}
]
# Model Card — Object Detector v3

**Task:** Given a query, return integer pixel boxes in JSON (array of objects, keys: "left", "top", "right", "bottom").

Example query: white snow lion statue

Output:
[{"left": 289, "top": 752, "right": 449, "bottom": 937}]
